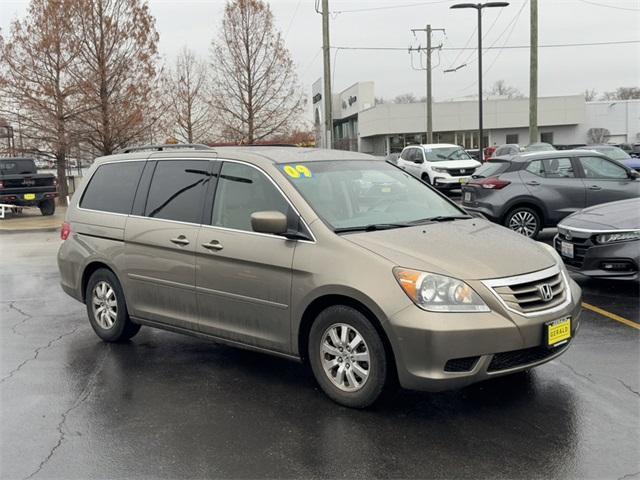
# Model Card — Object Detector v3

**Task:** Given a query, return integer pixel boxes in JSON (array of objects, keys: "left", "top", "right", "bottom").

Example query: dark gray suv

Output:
[{"left": 462, "top": 150, "right": 640, "bottom": 238}]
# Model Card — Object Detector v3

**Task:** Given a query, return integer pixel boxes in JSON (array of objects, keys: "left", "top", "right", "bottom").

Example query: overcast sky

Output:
[{"left": 2, "top": 0, "right": 639, "bottom": 120}]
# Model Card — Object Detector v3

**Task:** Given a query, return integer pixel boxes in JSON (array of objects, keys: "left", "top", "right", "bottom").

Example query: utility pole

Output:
[
  {"left": 321, "top": 0, "right": 333, "bottom": 149},
  {"left": 529, "top": 0, "right": 538, "bottom": 145},
  {"left": 409, "top": 25, "right": 444, "bottom": 144}
]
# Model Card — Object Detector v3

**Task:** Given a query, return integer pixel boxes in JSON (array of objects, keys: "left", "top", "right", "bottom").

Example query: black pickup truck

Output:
[{"left": 0, "top": 158, "right": 57, "bottom": 215}]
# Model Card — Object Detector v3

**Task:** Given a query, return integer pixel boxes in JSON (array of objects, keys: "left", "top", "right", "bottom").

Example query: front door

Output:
[
  {"left": 576, "top": 155, "right": 640, "bottom": 206},
  {"left": 520, "top": 157, "right": 586, "bottom": 223},
  {"left": 123, "top": 159, "right": 213, "bottom": 331},
  {"left": 195, "top": 161, "right": 297, "bottom": 353}
]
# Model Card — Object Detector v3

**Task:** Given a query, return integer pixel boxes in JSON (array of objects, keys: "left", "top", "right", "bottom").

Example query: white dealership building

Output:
[{"left": 311, "top": 80, "right": 640, "bottom": 155}]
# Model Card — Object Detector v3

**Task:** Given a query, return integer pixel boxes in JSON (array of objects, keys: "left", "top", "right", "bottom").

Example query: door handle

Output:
[
  {"left": 170, "top": 235, "right": 190, "bottom": 246},
  {"left": 202, "top": 240, "right": 223, "bottom": 251},
  {"left": 588, "top": 185, "right": 602, "bottom": 190},
  {"left": 525, "top": 181, "right": 540, "bottom": 186}
]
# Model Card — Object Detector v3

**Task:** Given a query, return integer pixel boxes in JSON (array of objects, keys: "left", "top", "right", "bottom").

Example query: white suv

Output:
[{"left": 397, "top": 144, "right": 481, "bottom": 189}]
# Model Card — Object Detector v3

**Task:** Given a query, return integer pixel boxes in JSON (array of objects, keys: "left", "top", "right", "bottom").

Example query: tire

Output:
[
  {"left": 504, "top": 206, "right": 541, "bottom": 239},
  {"left": 308, "top": 305, "right": 387, "bottom": 408},
  {"left": 39, "top": 199, "right": 55, "bottom": 216},
  {"left": 421, "top": 172, "right": 433, "bottom": 186},
  {"left": 85, "top": 268, "right": 141, "bottom": 342}
]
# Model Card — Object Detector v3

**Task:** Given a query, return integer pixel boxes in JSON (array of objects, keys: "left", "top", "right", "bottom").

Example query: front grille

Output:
[
  {"left": 554, "top": 237, "right": 591, "bottom": 269},
  {"left": 491, "top": 270, "right": 567, "bottom": 315},
  {"left": 488, "top": 344, "right": 568, "bottom": 372},
  {"left": 446, "top": 167, "right": 476, "bottom": 177},
  {"left": 444, "top": 356, "right": 480, "bottom": 372}
]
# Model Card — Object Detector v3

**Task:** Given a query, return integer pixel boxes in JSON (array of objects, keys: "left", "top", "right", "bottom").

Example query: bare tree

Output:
[
  {"left": 210, "top": 0, "right": 303, "bottom": 144},
  {"left": 600, "top": 87, "right": 640, "bottom": 101},
  {"left": 587, "top": 127, "right": 610, "bottom": 144},
  {"left": 584, "top": 88, "right": 597, "bottom": 102},
  {"left": 0, "top": 0, "right": 83, "bottom": 203},
  {"left": 487, "top": 80, "right": 524, "bottom": 99},
  {"left": 162, "top": 47, "right": 213, "bottom": 144},
  {"left": 393, "top": 93, "right": 418, "bottom": 104},
  {"left": 70, "top": 0, "right": 161, "bottom": 155}
]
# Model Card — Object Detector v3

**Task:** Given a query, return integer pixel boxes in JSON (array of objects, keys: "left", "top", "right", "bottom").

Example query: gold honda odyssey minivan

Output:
[{"left": 58, "top": 145, "right": 582, "bottom": 407}]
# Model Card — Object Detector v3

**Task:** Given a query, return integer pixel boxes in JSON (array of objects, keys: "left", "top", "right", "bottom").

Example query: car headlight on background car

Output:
[
  {"left": 393, "top": 268, "right": 489, "bottom": 312},
  {"left": 431, "top": 167, "right": 448, "bottom": 174},
  {"left": 595, "top": 231, "right": 640, "bottom": 244}
]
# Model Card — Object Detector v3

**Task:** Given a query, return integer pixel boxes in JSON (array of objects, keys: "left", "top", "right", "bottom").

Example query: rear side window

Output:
[
  {"left": 0, "top": 159, "right": 36, "bottom": 175},
  {"left": 526, "top": 158, "right": 575, "bottom": 178},
  {"left": 80, "top": 162, "right": 144, "bottom": 214},
  {"left": 144, "top": 160, "right": 211, "bottom": 224}
]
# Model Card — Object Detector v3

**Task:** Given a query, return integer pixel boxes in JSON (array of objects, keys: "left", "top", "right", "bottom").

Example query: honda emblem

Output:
[{"left": 538, "top": 284, "right": 553, "bottom": 301}]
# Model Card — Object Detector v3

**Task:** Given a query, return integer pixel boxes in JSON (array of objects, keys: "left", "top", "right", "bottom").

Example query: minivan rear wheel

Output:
[
  {"left": 504, "top": 206, "right": 541, "bottom": 238},
  {"left": 308, "top": 305, "right": 387, "bottom": 408},
  {"left": 85, "top": 268, "right": 141, "bottom": 342}
]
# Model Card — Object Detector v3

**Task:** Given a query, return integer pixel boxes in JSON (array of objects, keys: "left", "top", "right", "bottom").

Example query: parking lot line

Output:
[{"left": 582, "top": 302, "right": 640, "bottom": 330}]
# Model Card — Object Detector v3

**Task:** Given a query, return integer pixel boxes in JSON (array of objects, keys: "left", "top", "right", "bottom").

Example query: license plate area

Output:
[
  {"left": 464, "top": 192, "right": 472, "bottom": 203},
  {"left": 560, "top": 241, "right": 574, "bottom": 259},
  {"left": 545, "top": 317, "right": 571, "bottom": 348},
  {"left": 24, "top": 193, "right": 36, "bottom": 200}
]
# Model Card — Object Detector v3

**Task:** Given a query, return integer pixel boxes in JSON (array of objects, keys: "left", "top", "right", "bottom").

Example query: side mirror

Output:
[
  {"left": 629, "top": 170, "right": 640, "bottom": 180},
  {"left": 414, "top": 157, "right": 424, "bottom": 164},
  {"left": 251, "top": 211, "right": 288, "bottom": 235}
]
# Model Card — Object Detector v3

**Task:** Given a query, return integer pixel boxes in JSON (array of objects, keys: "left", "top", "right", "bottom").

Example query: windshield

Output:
[
  {"left": 280, "top": 160, "right": 465, "bottom": 231},
  {"left": 0, "top": 159, "right": 36, "bottom": 175},
  {"left": 590, "top": 146, "right": 630, "bottom": 161},
  {"left": 424, "top": 147, "right": 472, "bottom": 162},
  {"left": 473, "top": 160, "right": 510, "bottom": 178}
]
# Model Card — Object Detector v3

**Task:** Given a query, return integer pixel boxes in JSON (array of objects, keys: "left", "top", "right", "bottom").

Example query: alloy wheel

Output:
[
  {"left": 92, "top": 281, "right": 117, "bottom": 330},
  {"left": 320, "top": 323, "right": 370, "bottom": 392},
  {"left": 508, "top": 211, "right": 538, "bottom": 237}
]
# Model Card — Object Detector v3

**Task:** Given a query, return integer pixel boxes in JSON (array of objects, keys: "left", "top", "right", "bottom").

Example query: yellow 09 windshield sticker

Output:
[{"left": 283, "top": 164, "right": 312, "bottom": 179}]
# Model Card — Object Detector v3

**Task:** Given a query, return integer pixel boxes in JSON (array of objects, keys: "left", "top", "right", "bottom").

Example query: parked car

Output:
[
  {"left": 577, "top": 144, "right": 640, "bottom": 172},
  {"left": 58, "top": 145, "right": 582, "bottom": 408},
  {"left": 0, "top": 157, "right": 57, "bottom": 215},
  {"left": 396, "top": 143, "right": 481, "bottom": 189},
  {"left": 491, "top": 144, "right": 521, "bottom": 157},
  {"left": 461, "top": 150, "right": 640, "bottom": 238},
  {"left": 555, "top": 198, "right": 639, "bottom": 281},
  {"left": 524, "top": 142, "right": 556, "bottom": 152}
]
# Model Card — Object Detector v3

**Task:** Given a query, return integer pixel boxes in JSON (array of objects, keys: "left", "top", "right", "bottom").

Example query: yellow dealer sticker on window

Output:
[{"left": 283, "top": 165, "right": 312, "bottom": 179}]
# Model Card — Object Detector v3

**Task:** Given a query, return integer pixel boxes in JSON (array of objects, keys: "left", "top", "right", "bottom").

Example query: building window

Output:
[
  {"left": 506, "top": 134, "right": 519, "bottom": 144},
  {"left": 540, "top": 132, "right": 554, "bottom": 144}
]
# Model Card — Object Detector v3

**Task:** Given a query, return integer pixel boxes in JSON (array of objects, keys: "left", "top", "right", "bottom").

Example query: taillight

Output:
[
  {"left": 61, "top": 222, "right": 71, "bottom": 240},
  {"left": 477, "top": 177, "right": 511, "bottom": 189}
]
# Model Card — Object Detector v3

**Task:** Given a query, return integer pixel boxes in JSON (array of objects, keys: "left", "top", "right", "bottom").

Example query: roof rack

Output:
[{"left": 118, "top": 144, "right": 212, "bottom": 154}]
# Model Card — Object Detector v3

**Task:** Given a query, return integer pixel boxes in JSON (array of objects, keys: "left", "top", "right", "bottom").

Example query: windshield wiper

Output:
[
  {"left": 409, "top": 215, "right": 472, "bottom": 224},
  {"left": 334, "top": 223, "right": 413, "bottom": 233}
]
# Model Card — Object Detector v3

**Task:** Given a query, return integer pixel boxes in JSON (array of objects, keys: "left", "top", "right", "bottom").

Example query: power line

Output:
[
  {"left": 330, "top": 40, "right": 640, "bottom": 51},
  {"left": 575, "top": 0, "right": 640, "bottom": 12},
  {"left": 331, "top": 0, "right": 452, "bottom": 14}
]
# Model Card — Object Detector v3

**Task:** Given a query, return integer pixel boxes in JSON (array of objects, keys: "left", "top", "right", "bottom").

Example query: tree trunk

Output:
[{"left": 56, "top": 152, "right": 69, "bottom": 206}]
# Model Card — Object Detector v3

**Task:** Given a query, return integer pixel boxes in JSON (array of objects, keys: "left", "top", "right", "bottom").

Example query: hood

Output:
[
  {"left": 344, "top": 219, "right": 555, "bottom": 280},
  {"left": 560, "top": 198, "right": 640, "bottom": 230},
  {"left": 430, "top": 159, "right": 481, "bottom": 169}
]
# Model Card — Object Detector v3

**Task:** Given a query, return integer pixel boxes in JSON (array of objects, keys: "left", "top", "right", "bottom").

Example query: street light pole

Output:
[{"left": 451, "top": 2, "right": 509, "bottom": 161}]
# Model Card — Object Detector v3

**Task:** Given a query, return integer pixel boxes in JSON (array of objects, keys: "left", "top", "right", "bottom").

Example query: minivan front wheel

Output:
[
  {"left": 504, "top": 207, "right": 541, "bottom": 238},
  {"left": 309, "top": 305, "right": 387, "bottom": 408},
  {"left": 85, "top": 268, "right": 141, "bottom": 342}
]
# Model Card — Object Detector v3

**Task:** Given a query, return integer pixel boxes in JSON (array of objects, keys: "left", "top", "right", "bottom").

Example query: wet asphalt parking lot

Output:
[{"left": 1, "top": 226, "right": 638, "bottom": 480}]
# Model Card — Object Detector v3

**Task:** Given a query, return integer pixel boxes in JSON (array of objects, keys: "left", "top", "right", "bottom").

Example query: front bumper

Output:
[
  {"left": 386, "top": 273, "right": 582, "bottom": 392},
  {"left": 432, "top": 175, "right": 471, "bottom": 188},
  {"left": 554, "top": 233, "right": 639, "bottom": 281}
]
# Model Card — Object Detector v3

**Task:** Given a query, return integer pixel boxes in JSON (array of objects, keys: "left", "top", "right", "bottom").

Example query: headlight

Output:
[
  {"left": 393, "top": 268, "right": 490, "bottom": 312},
  {"left": 432, "top": 167, "right": 448, "bottom": 173},
  {"left": 595, "top": 231, "right": 640, "bottom": 244}
]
